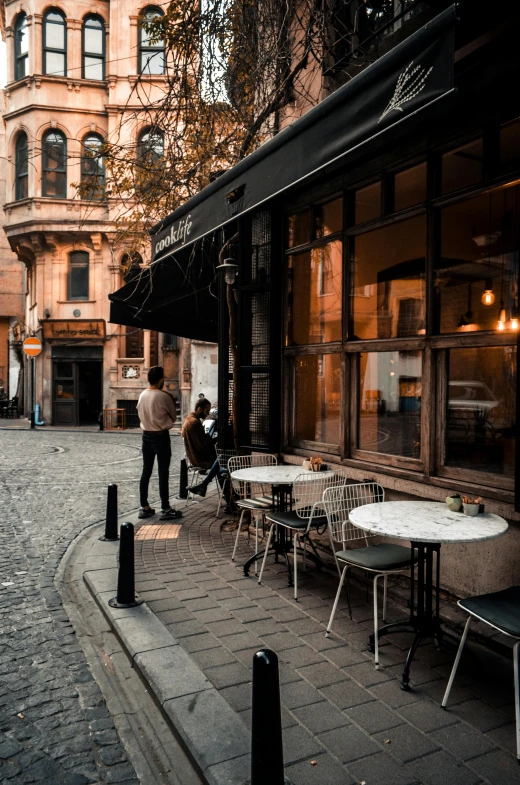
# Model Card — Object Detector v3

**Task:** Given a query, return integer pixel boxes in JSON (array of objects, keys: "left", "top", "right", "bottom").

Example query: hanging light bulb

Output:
[
  {"left": 511, "top": 306, "right": 519, "bottom": 331},
  {"left": 481, "top": 278, "right": 495, "bottom": 305},
  {"left": 497, "top": 320, "right": 505, "bottom": 331}
]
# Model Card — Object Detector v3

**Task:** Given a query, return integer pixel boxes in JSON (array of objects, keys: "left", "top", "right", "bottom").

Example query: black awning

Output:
[
  {"left": 150, "top": 5, "right": 456, "bottom": 264},
  {"left": 109, "top": 239, "right": 219, "bottom": 342}
]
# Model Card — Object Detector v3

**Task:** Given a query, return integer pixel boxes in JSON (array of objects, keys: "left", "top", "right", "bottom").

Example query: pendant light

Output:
[
  {"left": 497, "top": 190, "right": 507, "bottom": 330},
  {"left": 482, "top": 278, "right": 495, "bottom": 305},
  {"left": 481, "top": 193, "right": 495, "bottom": 305}
]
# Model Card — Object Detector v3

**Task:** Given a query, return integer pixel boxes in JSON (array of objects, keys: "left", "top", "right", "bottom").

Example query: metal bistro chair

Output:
[
  {"left": 259, "top": 472, "right": 347, "bottom": 600},
  {"left": 323, "top": 482, "right": 417, "bottom": 669},
  {"left": 442, "top": 586, "right": 520, "bottom": 762},
  {"left": 229, "top": 454, "right": 277, "bottom": 568},
  {"left": 185, "top": 456, "right": 223, "bottom": 508},
  {"left": 215, "top": 448, "right": 238, "bottom": 518}
]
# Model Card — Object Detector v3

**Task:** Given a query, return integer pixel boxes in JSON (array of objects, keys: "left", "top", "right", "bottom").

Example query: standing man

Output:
[
  {"left": 182, "top": 398, "right": 227, "bottom": 500},
  {"left": 137, "top": 366, "right": 182, "bottom": 520}
]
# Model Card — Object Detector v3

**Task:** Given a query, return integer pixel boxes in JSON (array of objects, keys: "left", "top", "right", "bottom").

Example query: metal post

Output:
[
  {"left": 30, "top": 357, "right": 35, "bottom": 428},
  {"left": 108, "top": 523, "right": 143, "bottom": 608},
  {"left": 178, "top": 458, "right": 188, "bottom": 499},
  {"left": 100, "top": 484, "right": 119, "bottom": 541},
  {"left": 251, "top": 649, "right": 284, "bottom": 785}
]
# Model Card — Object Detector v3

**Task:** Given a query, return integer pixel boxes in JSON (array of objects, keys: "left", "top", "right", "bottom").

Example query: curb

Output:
[{"left": 83, "top": 535, "right": 252, "bottom": 785}]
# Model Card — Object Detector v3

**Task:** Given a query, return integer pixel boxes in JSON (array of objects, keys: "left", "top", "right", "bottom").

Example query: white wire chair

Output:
[
  {"left": 185, "top": 455, "right": 223, "bottom": 508},
  {"left": 228, "top": 453, "right": 277, "bottom": 568},
  {"left": 215, "top": 448, "right": 238, "bottom": 518},
  {"left": 259, "top": 472, "right": 347, "bottom": 600},
  {"left": 323, "top": 482, "right": 416, "bottom": 668}
]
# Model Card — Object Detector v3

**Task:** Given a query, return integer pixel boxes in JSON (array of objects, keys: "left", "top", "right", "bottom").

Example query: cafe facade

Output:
[{"left": 110, "top": 3, "right": 520, "bottom": 597}]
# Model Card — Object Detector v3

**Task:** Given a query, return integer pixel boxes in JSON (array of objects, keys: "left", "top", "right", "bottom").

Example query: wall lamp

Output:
[{"left": 216, "top": 258, "right": 238, "bottom": 286}]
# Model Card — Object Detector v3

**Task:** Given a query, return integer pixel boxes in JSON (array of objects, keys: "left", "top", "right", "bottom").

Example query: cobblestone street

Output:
[{"left": 0, "top": 429, "right": 185, "bottom": 784}]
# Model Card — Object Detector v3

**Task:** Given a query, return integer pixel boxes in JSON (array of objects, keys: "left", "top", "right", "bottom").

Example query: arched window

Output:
[
  {"left": 68, "top": 251, "right": 89, "bottom": 300},
  {"left": 81, "top": 133, "right": 105, "bottom": 199},
  {"left": 42, "top": 129, "right": 67, "bottom": 197},
  {"left": 82, "top": 15, "right": 105, "bottom": 80},
  {"left": 137, "top": 127, "right": 164, "bottom": 162},
  {"left": 138, "top": 7, "right": 165, "bottom": 75},
  {"left": 43, "top": 9, "right": 66, "bottom": 76},
  {"left": 14, "top": 14, "right": 29, "bottom": 81},
  {"left": 15, "top": 132, "right": 29, "bottom": 200}
]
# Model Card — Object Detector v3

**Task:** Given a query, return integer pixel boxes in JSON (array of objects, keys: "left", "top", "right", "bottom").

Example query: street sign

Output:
[{"left": 23, "top": 337, "right": 43, "bottom": 357}]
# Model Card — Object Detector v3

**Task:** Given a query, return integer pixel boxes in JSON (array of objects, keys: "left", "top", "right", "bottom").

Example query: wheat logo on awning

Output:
[{"left": 379, "top": 61, "right": 434, "bottom": 123}]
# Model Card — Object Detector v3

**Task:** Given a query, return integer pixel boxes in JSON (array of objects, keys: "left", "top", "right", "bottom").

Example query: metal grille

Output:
[
  {"left": 242, "top": 292, "right": 270, "bottom": 366},
  {"left": 251, "top": 211, "right": 271, "bottom": 284},
  {"left": 244, "top": 372, "right": 270, "bottom": 447},
  {"left": 117, "top": 399, "right": 139, "bottom": 428}
]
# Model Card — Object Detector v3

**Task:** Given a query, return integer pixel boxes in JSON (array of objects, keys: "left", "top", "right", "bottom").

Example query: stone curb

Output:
[{"left": 83, "top": 555, "right": 252, "bottom": 785}]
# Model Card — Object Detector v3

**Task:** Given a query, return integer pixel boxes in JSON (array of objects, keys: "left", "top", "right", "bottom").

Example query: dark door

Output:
[
  {"left": 53, "top": 361, "right": 76, "bottom": 425},
  {"left": 78, "top": 362, "right": 102, "bottom": 425}
]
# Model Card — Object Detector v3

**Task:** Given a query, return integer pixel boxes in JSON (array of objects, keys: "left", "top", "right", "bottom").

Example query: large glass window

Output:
[
  {"left": 139, "top": 7, "right": 165, "bottom": 75},
  {"left": 15, "top": 133, "right": 29, "bottom": 200},
  {"left": 43, "top": 9, "right": 67, "bottom": 76},
  {"left": 14, "top": 14, "right": 29, "bottom": 81},
  {"left": 42, "top": 130, "right": 67, "bottom": 197},
  {"left": 68, "top": 251, "right": 89, "bottom": 300},
  {"left": 436, "top": 185, "right": 520, "bottom": 334},
  {"left": 352, "top": 216, "right": 426, "bottom": 340},
  {"left": 82, "top": 15, "right": 105, "bottom": 80},
  {"left": 500, "top": 118, "right": 520, "bottom": 174},
  {"left": 394, "top": 163, "right": 427, "bottom": 212},
  {"left": 354, "top": 181, "right": 381, "bottom": 224},
  {"left": 441, "top": 139, "right": 483, "bottom": 195},
  {"left": 358, "top": 351, "right": 422, "bottom": 461},
  {"left": 287, "top": 240, "right": 342, "bottom": 345},
  {"left": 294, "top": 354, "right": 341, "bottom": 445},
  {"left": 445, "top": 346, "right": 516, "bottom": 479},
  {"left": 288, "top": 211, "right": 311, "bottom": 248},
  {"left": 81, "top": 133, "right": 105, "bottom": 199},
  {"left": 137, "top": 128, "right": 164, "bottom": 161}
]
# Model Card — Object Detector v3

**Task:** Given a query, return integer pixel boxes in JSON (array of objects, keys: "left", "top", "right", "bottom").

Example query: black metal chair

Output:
[{"left": 441, "top": 586, "right": 520, "bottom": 763}]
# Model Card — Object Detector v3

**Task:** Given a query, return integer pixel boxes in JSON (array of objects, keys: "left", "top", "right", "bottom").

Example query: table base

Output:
[{"left": 368, "top": 542, "right": 459, "bottom": 690}]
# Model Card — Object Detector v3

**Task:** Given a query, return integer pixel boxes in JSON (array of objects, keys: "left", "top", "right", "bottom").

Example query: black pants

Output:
[{"left": 140, "top": 431, "right": 171, "bottom": 510}]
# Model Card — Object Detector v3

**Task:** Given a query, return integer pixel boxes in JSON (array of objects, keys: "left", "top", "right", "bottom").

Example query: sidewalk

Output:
[{"left": 88, "top": 493, "right": 519, "bottom": 785}]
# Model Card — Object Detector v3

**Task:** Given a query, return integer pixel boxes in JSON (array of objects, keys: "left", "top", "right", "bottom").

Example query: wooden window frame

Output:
[
  {"left": 42, "top": 129, "right": 67, "bottom": 198},
  {"left": 82, "top": 15, "right": 106, "bottom": 80},
  {"left": 138, "top": 6, "right": 165, "bottom": 75},
  {"left": 15, "top": 132, "right": 28, "bottom": 200},
  {"left": 67, "top": 251, "right": 89, "bottom": 301},
  {"left": 14, "top": 13, "right": 29, "bottom": 81},
  {"left": 43, "top": 8, "right": 67, "bottom": 77}
]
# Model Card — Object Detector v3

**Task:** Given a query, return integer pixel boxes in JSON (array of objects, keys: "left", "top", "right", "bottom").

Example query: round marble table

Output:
[
  {"left": 230, "top": 465, "right": 334, "bottom": 577},
  {"left": 349, "top": 501, "right": 508, "bottom": 690}
]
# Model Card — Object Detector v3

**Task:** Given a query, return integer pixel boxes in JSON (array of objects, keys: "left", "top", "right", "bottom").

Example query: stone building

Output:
[{"left": 0, "top": 0, "right": 216, "bottom": 425}]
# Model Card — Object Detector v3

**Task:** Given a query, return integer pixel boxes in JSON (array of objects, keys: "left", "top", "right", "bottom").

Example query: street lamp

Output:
[{"left": 216, "top": 258, "right": 238, "bottom": 285}]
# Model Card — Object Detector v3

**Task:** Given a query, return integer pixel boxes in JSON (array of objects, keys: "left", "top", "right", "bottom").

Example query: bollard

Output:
[
  {"left": 30, "top": 410, "right": 35, "bottom": 429},
  {"left": 251, "top": 649, "right": 284, "bottom": 785},
  {"left": 178, "top": 458, "right": 188, "bottom": 499},
  {"left": 99, "top": 484, "right": 119, "bottom": 541},
  {"left": 108, "top": 523, "right": 143, "bottom": 608}
]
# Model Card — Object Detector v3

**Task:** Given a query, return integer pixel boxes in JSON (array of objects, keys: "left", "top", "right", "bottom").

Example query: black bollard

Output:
[
  {"left": 30, "top": 410, "right": 35, "bottom": 429},
  {"left": 251, "top": 649, "right": 284, "bottom": 785},
  {"left": 178, "top": 458, "right": 188, "bottom": 499},
  {"left": 99, "top": 484, "right": 119, "bottom": 541},
  {"left": 108, "top": 523, "right": 143, "bottom": 608}
]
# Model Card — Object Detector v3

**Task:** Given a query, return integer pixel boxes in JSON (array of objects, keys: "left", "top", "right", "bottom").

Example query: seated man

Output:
[{"left": 182, "top": 398, "right": 227, "bottom": 500}]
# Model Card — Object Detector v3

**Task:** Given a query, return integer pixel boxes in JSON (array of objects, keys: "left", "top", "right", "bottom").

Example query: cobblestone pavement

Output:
[
  {"left": 0, "top": 429, "right": 185, "bottom": 784},
  {"left": 134, "top": 495, "right": 520, "bottom": 785}
]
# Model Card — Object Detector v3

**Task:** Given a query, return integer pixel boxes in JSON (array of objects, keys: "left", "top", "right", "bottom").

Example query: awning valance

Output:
[{"left": 149, "top": 5, "right": 456, "bottom": 264}]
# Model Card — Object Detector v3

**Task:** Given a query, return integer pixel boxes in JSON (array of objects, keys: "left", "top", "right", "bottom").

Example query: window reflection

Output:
[
  {"left": 446, "top": 347, "right": 516, "bottom": 477},
  {"left": 288, "top": 210, "right": 311, "bottom": 248},
  {"left": 294, "top": 354, "right": 340, "bottom": 444},
  {"left": 352, "top": 216, "right": 426, "bottom": 340},
  {"left": 355, "top": 181, "right": 381, "bottom": 225},
  {"left": 359, "top": 351, "right": 422, "bottom": 459},
  {"left": 436, "top": 185, "right": 519, "bottom": 334},
  {"left": 315, "top": 198, "right": 343, "bottom": 238},
  {"left": 394, "top": 163, "right": 427, "bottom": 212},
  {"left": 287, "top": 240, "right": 342, "bottom": 344},
  {"left": 442, "top": 139, "right": 483, "bottom": 195}
]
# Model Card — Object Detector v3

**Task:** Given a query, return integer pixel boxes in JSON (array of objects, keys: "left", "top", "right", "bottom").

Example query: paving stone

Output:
[
  {"left": 204, "top": 662, "right": 252, "bottom": 689},
  {"left": 279, "top": 646, "right": 324, "bottom": 669},
  {"left": 397, "top": 700, "right": 461, "bottom": 733},
  {"left": 219, "top": 683, "right": 252, "bottom": 712},
  {"left": 447, "top": 698, "right": 512, "bottom": 733},
  {"left": 181, "top": 633, "right": 220, "bottom": 653},
  {"left": 281, "top": 680, "right": 323, "bottom": 710},
  {"left": 322, "top": 645, "right": 370, "bottom": 669},
  {"left": 368, "top": 680, "right": 422, "bottom": 709},
  {"left": 297, "top": 662, "right": 347, "bottom": 688},
  {"left": 320, "top": 679, "right": 374, "bottom": 710},
  {"left": 282, "top": 724, "right": 324, "bottom": 766},
  {"left": 430, "top": 723, "right": 497, "bottom": 761},
  {"left": 231, "top": 606, "right": 270, "bottom": 623},
  {"left": 190, "top": 647, "right": 237, "bottom": 670},
  {"left": 347, "top": 701, "right": 403, "bottom": 734},
  {"left": 344, "top": 660, "right": 392, "bottom": 687},
  {"left": 205, "top": 619, "right": 246, "bottom": 637},
  {"left": 260, "top": 631, "right": 302, "bottom": 651},
  {"left": 406, "top": 750, "right": 481, "bottom": 785},
  {"left": 348, "top": 751, "right": 420, "bottom": 785},
  {"left": 373, "top": 724, "right": 440, "bottom": 763},
  {"left": 219, "top": 632, "right": 263, "bottom": 652},
  {"left": 285, "top": 753, "right": 353, "bottom": 785},
  {"left": 192, "top": 607, "right": 232, "bottom": 624},
  {"left": 292, "top": 701, "right": 349, "bottom": 734},
  {"left": 319, "top": 723, "right": 381, "bottom": 763},
  {"left": 467, "top": 749, "right": 520, "bottom": 785}
]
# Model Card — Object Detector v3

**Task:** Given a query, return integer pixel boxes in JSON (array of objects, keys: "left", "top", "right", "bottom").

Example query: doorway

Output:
[{"left": 53, "top": 358, "right": 102, "bottom": 426}]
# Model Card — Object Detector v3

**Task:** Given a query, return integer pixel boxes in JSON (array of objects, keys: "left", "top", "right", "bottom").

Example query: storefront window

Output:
[
  {"left": 56, "top": 382, "right": 74, "bottom": 399},
  {"left": 294, "top": 353, "right": 341, "bottom": 444},
  {"left": 358, "top": 351, "right": 422, "bottom": 460},
  {"left": 287, "top": 240, "right": 342, "bottom": 344},
  {"left": 394, "top": 163, "right": 427, "bottom": 212},
  {"left": 445, "top": 346, "right": 516, "bottom": 478},
  {"left": 315, "top": 198, "right": 343, "bottom": 238},
  {"left": 441, "top": 138, "right": 483, "bottom": 195},
  {"left": 352, "top": 216, "right": 426, "bottom": 340},
  {"left": 288, "top": 210, "right": 311, "bottom": 247},
  {"left": 354, "top": 181, "right": 381, "bottom": 224},
  {"left": 500, "top": 118, "right": 520, "bottom": 174},
  {"left": 436, "top": 185, "right": 519, "bottom": 334}
]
